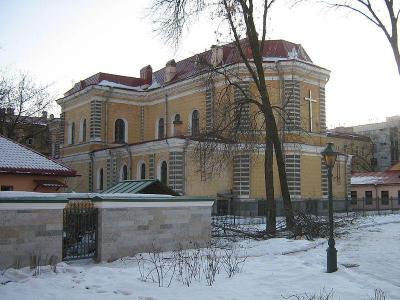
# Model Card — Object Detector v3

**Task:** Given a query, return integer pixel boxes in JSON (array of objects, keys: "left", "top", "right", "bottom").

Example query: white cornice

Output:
[{"left": 62, "top": 138, "right": 188, "bottom": 161}]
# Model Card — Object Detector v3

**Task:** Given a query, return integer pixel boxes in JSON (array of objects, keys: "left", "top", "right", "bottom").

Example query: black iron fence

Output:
[
  {"left": 347, "top": 197, "right": 400, "bottom": 216},
  {"left": 212, "top": 197, "right": 400, "bottom": 227},
  {"left": 62, "top": 201, "right": 98, "bottom": 261}
]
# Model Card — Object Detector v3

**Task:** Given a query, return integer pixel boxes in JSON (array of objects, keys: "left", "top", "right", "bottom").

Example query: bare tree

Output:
[
  {"left": 150, "top": 0, "right": 295, "bottom": 233},
  {"left": 0, "top": 70, "right": 54, "bottom": 143},
  {"left": 319, "top": 0, "right": 400, "bottom": 75}
]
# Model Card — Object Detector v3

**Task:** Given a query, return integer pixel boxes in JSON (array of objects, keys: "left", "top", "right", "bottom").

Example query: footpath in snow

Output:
[{"left": 1, "top": 214, "right": 400, "bottom": 300}]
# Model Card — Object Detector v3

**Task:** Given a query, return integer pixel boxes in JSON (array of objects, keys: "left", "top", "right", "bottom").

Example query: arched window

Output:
[
  {"left": 137, "top": 161, "right": 146, "bottom": 180},
  {"left": 157, "top": 160, "right": 168, "bottom": 185},
  {"left": 191, "top": 110, "right": 199, "bottom": 136},
  {"left": 161, "top": 161, "right": 168, "bottom": 185},
  {"left": 158, "top": 118, "right": 165, "bottom": 139},
  {"left": 71, "top": 122, "right": 75, "bottom": 144},
  {"left": 120, "top": 165, "right": 128, "bottom": 181},
  {"left": 115, "top": 119, "right": 126, "bottom": 143},
  {"left": 98, "top": 168, "right": 104, "bottom": 191},
  {"left": 82, "top": 119, "right": 86, "bottom": 142},
  {"left": 140, "top": 163, "right": 146, "bottom": 179},
  {"left": 79, "top": 119, "right": 87, "bottom": 142}
]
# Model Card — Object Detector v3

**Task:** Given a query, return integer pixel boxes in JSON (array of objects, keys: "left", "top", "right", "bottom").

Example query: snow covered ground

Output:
[{"left": 1, "top": 214, "right": 400, "bottom": 300}]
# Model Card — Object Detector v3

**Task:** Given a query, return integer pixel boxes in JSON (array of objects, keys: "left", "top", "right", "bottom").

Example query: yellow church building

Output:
[{"left": 57, "top": 39, "right": 360, "bottom": 214}]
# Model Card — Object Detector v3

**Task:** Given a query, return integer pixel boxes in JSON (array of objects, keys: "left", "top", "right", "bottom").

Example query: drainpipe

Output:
[
  {"left": 125, "top": 143, "right": 133, "bottom": 179},
  {"left": 182, "top": 138, "right": 189, "bottom": 195},
  {"left": 90, "top": 151, "right": 94, "bottom": 192},
  {"left": 165, "top": 93, "right": 169, "bottom": 138}
]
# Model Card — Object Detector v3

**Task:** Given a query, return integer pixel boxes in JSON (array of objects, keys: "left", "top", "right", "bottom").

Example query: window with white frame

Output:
[
  {"left": 157, "top": 118, "right": 165, "bottom": 139},
  {"left": 137, "top": 161, "right": 146, "bottom": 180},
  {"left": 68, "top": 122, "right": 76, "bottom": 145},
  {"left": 157, "top": 160, "right": 168, "bottom": 185},
  {"left": 115, "top": 118, "right": 127, "bottom": 143},
  {"left": 120, "top": 164, "right": 128, "bottom": 181},
  {"left": 189, "top": 109, "right": 199, "bottom": 136},
  {"left": 79, "top": 118, "right": 87, "bottom": 142},
  {"left": 97, "top": 168, "right": 104, "bottom": 191}
]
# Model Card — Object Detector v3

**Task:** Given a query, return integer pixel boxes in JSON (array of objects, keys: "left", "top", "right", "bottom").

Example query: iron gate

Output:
[{"left": 62, "top": 201, "right": 98, "bottom": 261}]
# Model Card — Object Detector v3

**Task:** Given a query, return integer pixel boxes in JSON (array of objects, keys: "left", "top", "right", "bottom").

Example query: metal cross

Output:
[{"left": 305, "top": 90, "right": 317, "bottom": 132}]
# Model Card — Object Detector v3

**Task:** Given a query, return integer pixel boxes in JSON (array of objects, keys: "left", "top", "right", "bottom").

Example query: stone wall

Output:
[
  {"left": 0, "top": 193, "right": 214, "bottom": 269},
  {"left": 0, "top": 208, "right": 63, "bottom": 269},
  {"left": 97, "top": 205, "right": 212, "bottom": 262}
]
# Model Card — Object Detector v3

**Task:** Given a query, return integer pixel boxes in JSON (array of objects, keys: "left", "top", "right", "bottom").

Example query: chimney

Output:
[
  {"left": 165, "top": 59, "right": 176, "bottom": 83},
  {"left": 42, "top": 111, "right": 48, "bottom": 119},
  {"left": 140, "top": 65, "right": 152, "bottom": 85},
  {"left": 211, "top": 45, "right": 223, "bottom": 67}
]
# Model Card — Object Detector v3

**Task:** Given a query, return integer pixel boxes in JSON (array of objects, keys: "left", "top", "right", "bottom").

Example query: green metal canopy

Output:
[{"left": 102, "top": 179, "right": 179, "bottom": 196}]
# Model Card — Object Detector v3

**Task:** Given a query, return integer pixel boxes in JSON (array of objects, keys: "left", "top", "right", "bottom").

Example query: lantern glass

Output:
[{"left": 321, "top": 142, "right": 338, "bottom": 168}]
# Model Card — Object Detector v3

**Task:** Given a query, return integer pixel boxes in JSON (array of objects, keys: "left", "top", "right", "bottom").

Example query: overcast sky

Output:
[{"left": 0, "top": 0, "right": 398, "bottom": 128}]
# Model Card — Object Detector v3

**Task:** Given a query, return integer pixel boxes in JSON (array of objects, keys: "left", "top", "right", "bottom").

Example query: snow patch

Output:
[
  {"left": 98, "top": 79, "right": 161, "bottom": 91},
  {"left": 351, "top": 176, "right": 384, "bottom": 185}
]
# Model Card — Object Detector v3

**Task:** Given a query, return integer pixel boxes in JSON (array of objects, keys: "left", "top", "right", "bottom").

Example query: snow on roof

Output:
[
  {"left": 351, "top": 171, "right": 400, "bottom": 185},
  {"left": 351, "top": 176, "right": 384, "bottom": 185},
  {"left": 98, "top": 80, "right": 144, "bottom": 91},
  {"left": 97, "top": 193, "right": 174, "bottom": 199},
  {"left": 0, "top": 191, "right": 91, "bottom": 199},
  {"left": 0, "top": 136, "right": 76, "bottom": 176}
]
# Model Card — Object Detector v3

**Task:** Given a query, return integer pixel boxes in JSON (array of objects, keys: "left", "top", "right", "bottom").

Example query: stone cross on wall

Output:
[{"left": 305, "top": 90, "right": 317, "bottom": 132}]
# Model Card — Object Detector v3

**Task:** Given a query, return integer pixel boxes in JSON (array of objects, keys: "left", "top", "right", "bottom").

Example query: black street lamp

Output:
[{"left": 321, "top": 142, "right": 338, "bottom": 273}]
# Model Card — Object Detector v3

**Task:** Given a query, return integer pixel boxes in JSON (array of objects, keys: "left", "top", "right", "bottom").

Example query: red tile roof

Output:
[
  {"left": 64, "top": 39, "right": 313, "bottom": 97},
  {"left": 65, "top": 72, "right": 147, "bottom": 96}
]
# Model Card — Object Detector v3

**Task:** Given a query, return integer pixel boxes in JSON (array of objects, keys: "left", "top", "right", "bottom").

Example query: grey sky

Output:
[{"left": 0, "top": 0, "right": 398, "bottom": 128}]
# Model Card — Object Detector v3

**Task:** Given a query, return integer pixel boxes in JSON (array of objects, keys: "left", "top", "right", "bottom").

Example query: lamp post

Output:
[{"left": 321, "top": 142, "right": 338, "bottom": 273}]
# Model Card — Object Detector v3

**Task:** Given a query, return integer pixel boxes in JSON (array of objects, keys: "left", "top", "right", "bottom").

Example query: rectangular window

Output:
[
  {"left": 1, "top": 185, "right": 13, "bottom": 191},
  {"left": 381, "top": 191, "right": 389, "bottom": 205},
  {"left": 350, "top": 191, "right": 357, "bottom": 205},
  {"left": 365, "top": 191, "right": 373, "bottom": 205}
]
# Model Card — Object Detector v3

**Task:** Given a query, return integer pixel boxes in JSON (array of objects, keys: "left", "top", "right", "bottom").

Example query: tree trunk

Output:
[
  {"left": 390, "top": 37, "right": 400, "bottom": 76},
  {"left": 264, "top": 131, "right": 276, "bottom": 235},
  {"left": 271, "top": 125, "right": 295, "bottom": 229},
  {"left": 243, "top": 27, "right": 295, "bottom": 231}
]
